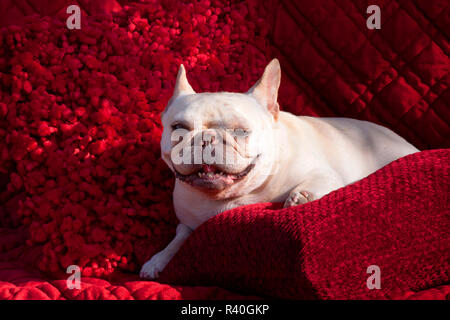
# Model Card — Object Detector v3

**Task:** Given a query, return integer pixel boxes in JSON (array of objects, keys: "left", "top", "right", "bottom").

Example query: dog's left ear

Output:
[{"left": 246, "top": 58, "right": 281, "bottom": 120}]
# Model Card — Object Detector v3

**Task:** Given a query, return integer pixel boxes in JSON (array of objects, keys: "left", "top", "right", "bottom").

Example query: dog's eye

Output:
[
  {"left": 171, "top": 122, "right": 189, "bottom": 131},
  {"left": 234, "top": 128, "right": 250, "bottom": 137}
]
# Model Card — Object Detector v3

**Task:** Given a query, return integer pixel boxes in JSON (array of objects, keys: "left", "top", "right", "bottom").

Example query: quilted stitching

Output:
[
  {"left": 0, "top": 261, "right": 258, "bottom": 299},
  {"left": 270, "top": 0, "right": 449, "bottom": 149}
]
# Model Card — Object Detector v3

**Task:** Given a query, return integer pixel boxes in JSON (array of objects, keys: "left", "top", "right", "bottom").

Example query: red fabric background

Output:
[{"left": 0, "top": 0, "right": 448, "bottom": 299}]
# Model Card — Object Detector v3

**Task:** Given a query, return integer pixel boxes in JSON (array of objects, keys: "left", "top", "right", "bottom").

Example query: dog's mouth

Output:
[{"left": 174, "top": 162, "right": 256, "bottom": 191}]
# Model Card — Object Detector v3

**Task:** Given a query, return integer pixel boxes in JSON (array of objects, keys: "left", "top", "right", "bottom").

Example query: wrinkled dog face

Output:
[{"left": 160, "top": 59, "right": 281, "bottom": 199}]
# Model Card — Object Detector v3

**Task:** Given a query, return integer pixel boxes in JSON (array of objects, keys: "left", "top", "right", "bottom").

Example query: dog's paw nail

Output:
[{"left": 284, "top": 190, "right": 314, "bottom": 208}]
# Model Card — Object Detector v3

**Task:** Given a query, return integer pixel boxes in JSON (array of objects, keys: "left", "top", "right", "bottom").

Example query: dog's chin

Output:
[{"left": 174, "top": 162, "right": 255, "bottom": 192}]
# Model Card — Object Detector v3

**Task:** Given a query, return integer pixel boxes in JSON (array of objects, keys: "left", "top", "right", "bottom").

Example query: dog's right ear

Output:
[
  {"left": 162, "top": 64, "right": 196, "bottom": 117},
  {"left": 246, "top": 58, "right": 281, "bottom": 120}
]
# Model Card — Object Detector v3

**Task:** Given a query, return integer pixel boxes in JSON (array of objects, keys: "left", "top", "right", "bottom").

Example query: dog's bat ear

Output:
[
  {"left": 162, "top": 64, "right": 196, "bottom": 116},
  {"left": 246, "top": 58, "right": 281, "bottom": 120},
  {"left": 173, "top": 64, "right": 196, "bottom": 97}
]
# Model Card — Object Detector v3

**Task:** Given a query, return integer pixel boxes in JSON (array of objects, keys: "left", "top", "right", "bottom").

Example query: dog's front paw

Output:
[
  {"left": 284, "top": 190, "right": 315, "bottom": 208},
  {"left": 139, "top": 251, "right": 171, "bottom": 280}
]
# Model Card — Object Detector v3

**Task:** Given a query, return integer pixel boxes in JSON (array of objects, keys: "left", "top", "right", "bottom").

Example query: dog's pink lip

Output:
[
  {"left": 174, "top": 162, "right": 255, "bottom": 182},
  {"left": 202, "top": 164, "right": 215, "bottom": 173},
  {"left": 172, "top": 154, "right": 260, "bottom": 191}
]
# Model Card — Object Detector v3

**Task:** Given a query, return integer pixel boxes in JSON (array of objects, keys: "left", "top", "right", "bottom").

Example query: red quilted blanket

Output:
[{"left": 0, "top": 0, "right": 449, "bottom": 299}]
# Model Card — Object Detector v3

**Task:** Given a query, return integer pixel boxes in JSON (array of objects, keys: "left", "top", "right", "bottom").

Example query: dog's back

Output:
[
  {"left": 280, "top": 112, "right": 419, "bottom": 185},
  {"left": 297, "top": 115, "right": 419, "bottom": 184}
]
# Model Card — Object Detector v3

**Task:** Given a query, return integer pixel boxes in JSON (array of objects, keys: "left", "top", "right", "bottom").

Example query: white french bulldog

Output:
[{"left": 140, "top": 58, "right": 419, "bottom": 279}]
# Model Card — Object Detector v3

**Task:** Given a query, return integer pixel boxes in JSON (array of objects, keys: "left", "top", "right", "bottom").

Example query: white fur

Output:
[{"left": 140, "top": 59, "right": 419, "bottom": 279}]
